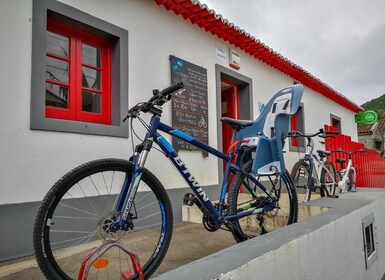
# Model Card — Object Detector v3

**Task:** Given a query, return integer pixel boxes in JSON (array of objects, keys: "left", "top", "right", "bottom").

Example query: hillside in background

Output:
[{"left": 361, "top": 94, "right": 385, "bottom": 119}]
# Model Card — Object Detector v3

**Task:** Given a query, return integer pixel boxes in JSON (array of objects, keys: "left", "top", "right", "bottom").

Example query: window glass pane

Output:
[
  {"left": 82, "top": 44, "right": 101, "bottom": 67},
  {"left": 47, "top": 31, "right": 69, "bottom": 58},
  {"left": 365, "top": 225, "right": 374, "bottom": 256},
  {"left": 82, "top": 67, "right": 101, "bottom": 90},
  {"left": 46, "top": 83, "right": 69, "bottom": 108},
  {"left": 82, "top": 91, "right": 101, "bottom": 113},
  {"left": 46, "top": 56, "right": 69, "bottom": 83}
]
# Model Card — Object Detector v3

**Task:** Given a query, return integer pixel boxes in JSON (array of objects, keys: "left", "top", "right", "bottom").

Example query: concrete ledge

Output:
[{"left": 154, "top": 189, "right": 385, "bottom": 280}]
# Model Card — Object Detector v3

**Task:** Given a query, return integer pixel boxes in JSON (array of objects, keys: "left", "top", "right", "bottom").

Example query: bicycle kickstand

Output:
[{"left": 77, "top": 242, "right": 144, "bottom": 280}]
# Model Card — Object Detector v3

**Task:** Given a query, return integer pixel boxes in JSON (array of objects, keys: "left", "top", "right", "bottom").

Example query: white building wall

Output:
[{"left": 0, "top": 0, "right": 357, "bottom": 205}]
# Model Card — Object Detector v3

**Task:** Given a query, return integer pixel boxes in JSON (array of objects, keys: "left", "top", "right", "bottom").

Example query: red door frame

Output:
[{"left": 221, "top": 80, "right": 240, "bottom": 153}]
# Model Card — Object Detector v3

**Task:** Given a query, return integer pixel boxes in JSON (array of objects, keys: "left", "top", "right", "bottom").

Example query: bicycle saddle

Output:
[
  {"left": 220, "top": 117, "right": 254, "bottom": 131},
  {"left": 336, "top": 158, "right": 346, "bottom": 164},
  {"left": 317, "top": 150, "right": 331, "bottom": 158}
]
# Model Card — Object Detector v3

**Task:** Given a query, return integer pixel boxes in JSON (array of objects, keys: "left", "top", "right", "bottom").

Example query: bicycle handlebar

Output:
[
  {"left": 288, "top": 129, "right": 338, "bottom": 139},
  {"left": 124, "top": 82, "right": 184, "bottom": 120},
  {"left": 160, "top": 82, "right": 184, "bottom": 97},
  {"left": 331, "top": 148, "right": 369, "bottom": 155}
]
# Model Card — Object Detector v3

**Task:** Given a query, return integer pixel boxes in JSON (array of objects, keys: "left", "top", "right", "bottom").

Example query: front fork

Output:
[{"left": 113, "top": 140, "right": 152, "bottom": 230}]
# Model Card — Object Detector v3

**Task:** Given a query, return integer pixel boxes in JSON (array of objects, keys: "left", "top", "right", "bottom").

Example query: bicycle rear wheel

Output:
[
  {"left": 227, "top": 160, "right": 298, "bottom": 243},
  {"left": 347, "top": 169, "right": 356, "bottom": 191},
  {"left": 320, "top": 161, "right": 336, "bottom": 197},
  {"left": 33, "top": 158, "right": 173, "bottom": 280},
  {"left": 290, "top": 160, "right": 311, "bottom": 203}
]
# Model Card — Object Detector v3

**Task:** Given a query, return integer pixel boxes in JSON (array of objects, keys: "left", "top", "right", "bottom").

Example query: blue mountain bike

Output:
[{"left": 33, "top": 83, "right": 303, "bottom": 280}]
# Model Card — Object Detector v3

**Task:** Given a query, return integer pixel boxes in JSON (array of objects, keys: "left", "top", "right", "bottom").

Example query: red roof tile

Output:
[
  {"left": 357, "top": 119, "right": 385, "bottom": 135},
  {"left": 357, "top": 123, "right": 373, "bottom": 134},
  {"left": 155, "top": 0, "right": 362, "bottom": 113}
]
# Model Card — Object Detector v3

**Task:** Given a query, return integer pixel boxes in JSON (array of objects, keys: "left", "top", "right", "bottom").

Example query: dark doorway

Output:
[{"left": 215, "top": 64, "right": 253, "bottom": 185}]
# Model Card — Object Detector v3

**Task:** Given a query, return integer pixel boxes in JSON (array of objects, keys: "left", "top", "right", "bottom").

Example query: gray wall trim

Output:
[
  {"left": 289, "top": 102, "right": 306, "bottom": 152},
  {"left": 330, "top": 113, "right": 342, "bottom": 133},
  {"left": 215, "top": 64, "right": 253, "bottom": 184},
  {"left": 31, "top": 0, "right": 129, "bottom": 137},
  {"left": 0, "top": 185, "right": 220, "bottom": 261}
]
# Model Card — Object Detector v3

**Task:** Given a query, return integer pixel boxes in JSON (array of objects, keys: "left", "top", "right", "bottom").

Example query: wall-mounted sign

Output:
[
  {"left": 229, "top": 48, "right": 240, "bottom": 70},
  {"left": 216, "top": 47, "right": 227, "bottom": 63},
  {"left": 355, "top": 110, "right": 378, "bottom": 125},
  {"left": 170, "top": 55, "right": 209, "bottom": 156}
]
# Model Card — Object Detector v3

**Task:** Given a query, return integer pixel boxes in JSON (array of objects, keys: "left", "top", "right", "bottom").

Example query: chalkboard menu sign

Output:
[{"left": 170, "top": 56, "right": 208, "bottom": 155}]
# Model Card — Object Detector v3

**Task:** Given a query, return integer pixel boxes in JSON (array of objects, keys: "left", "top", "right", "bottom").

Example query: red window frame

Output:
[{"left": 46, "top": 19, "right": 111, "bottom": 125}]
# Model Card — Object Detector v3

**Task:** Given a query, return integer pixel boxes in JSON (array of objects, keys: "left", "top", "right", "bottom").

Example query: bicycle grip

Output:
[
  {"left": 287, "top": 131, "right": 298, "bottom": 137},
  {"left": 160, "top": 82, "right": 184, "bottom": 96},
  {"left": 325, "top": 130, "right": 339, "bottom": 134}
]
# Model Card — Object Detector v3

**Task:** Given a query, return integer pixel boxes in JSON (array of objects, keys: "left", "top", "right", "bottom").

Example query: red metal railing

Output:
[{"left": 324, "top": 125, "right": 385, "bottom": 188}]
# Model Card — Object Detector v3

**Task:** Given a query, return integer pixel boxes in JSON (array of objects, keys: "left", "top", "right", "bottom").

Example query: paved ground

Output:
[
  {"left": 0, "top": 203, "right": 325, "bottom": 279},
  {"left": 0, "top": 222, "right": 236, "bottom": 280}
]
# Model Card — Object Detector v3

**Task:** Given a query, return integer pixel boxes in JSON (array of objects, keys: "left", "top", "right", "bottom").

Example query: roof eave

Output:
[{"left": 155, "top": 0, "right": 362, "bottom": 113}]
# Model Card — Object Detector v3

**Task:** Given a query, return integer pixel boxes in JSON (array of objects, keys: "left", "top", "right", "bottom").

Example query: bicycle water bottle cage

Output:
[{"left": 234, "top": 84, "right": 303, "bottom": 176}]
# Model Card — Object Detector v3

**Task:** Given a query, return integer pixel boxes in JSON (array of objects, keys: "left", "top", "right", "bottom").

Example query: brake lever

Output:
[{"left": 123, "top": 105, "right": 142, "bottom": 122}]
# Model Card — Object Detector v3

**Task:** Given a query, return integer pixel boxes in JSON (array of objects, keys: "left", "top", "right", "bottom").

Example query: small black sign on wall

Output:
[{"left": 170, "top": 55, "right": 208, "bottom": 156}]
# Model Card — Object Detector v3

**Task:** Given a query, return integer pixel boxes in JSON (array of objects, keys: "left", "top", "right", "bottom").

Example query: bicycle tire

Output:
[
  {"left": 227, "top": 160, "right": 298, "bottom": 243},
  {"left": 290, "top": 160, "right": 312, "bottom": 203},
  {"left": 33, "top": 158, "right": 173, "bottom": 280},
  {"left": 334, "top": 171, "right": 342, "bottom": 194},
  {"left": 347, "top": 169, "right": 356, "bottom": 191},
  {"left": 320, "top": 161, "right": 336, "bottom": 197}
]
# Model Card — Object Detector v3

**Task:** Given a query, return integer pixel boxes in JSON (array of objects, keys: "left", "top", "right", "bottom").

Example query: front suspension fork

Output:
[{"left": 114, "top": 140, "right": 152, "bottom": 230}]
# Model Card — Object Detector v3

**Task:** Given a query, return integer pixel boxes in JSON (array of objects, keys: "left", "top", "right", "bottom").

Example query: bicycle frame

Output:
[
  {"left": 332, "top": 148, "right": 368, "bottom": 192},
  {"left": 337, "top": 158, "right": 354, "bottom": 191},
  {"left": 114, "top": 114, "right": 280, "bottom": 229},
  {"left": 302, "top": 152, "right": 334, "bottom": 196},
  {"left": 295, "top": 132, "right": 337, "bottom": 197}
]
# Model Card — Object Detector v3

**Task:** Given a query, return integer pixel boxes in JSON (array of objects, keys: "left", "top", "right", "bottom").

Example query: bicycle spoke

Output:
[
  {"left": 34, "top": 160, "right": 172, "bottom": 280},
  {"left": 58, "top": 202, "right": 100, "bottom": 218}
]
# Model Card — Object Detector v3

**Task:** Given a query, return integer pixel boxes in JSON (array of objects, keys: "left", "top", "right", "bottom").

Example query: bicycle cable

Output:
[{"left": 129, "top": 113, "right": 167, "bottom": 156}]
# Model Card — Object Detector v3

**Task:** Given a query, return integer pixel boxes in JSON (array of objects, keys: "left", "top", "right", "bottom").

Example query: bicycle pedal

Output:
[{"left": 183, "top": 193, "right": 195, "bottom": 206}]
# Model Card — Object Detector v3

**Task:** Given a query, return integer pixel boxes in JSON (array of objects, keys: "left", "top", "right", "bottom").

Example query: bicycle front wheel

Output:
[
  {"left": 33, "top": 158, "right": 173, "bottom": 280},
  {"left": 334, "top": 171, "right": 342, "bottom": 195},
  {"left": 320, "top": 161, "right": 336, "bottom": 197},
  {"left": 227, "top": 160, "right": 298, "bottom": 243},
  {"left": 347, "top": 169, "right": 356, "bottom": 191},
  {"left": 290, "top": 160, "right": 311, "bottom": 203}
]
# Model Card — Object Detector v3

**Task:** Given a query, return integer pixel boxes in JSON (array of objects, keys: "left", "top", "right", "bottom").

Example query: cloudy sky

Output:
[{"left": 199, "top": 0, "right": 385, "bottom": 106}]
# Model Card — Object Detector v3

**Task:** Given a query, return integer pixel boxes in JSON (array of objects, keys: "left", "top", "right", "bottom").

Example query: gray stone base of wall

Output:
[{"left": 0, "top": 185, "right": 220, "bottom": 261}]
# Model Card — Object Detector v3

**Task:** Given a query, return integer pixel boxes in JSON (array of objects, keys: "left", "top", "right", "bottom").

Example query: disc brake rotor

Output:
[{"left": 97, "top": 211, "right": 127, "bottom": 243}]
